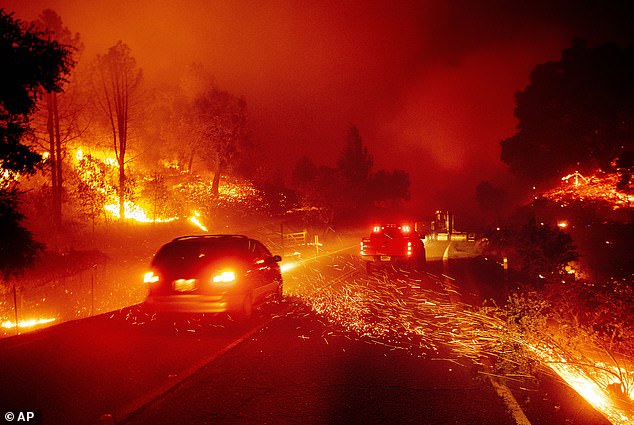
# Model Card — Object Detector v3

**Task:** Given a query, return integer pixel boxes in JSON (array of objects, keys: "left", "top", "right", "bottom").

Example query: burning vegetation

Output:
[
  {"left": 542, "top": 171, "right": 633, "bottom": 210},
  {"left": 1, "top": 6, "right": 634, "bottom": 425}
]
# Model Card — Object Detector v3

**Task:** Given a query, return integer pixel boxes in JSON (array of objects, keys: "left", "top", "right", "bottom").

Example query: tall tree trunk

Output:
[
  {"left": 119, "top": 164, "right": 125, "bottom": 221},
  {"left": 53, "top": 92, "right": 63, "bottom": 228},
  {"left": 188, "top": 147, "right": 195, "bottom": 173},
  {"left": 46, "top": 93, "right": 61, "bottom": 228},
  {"left": 211, "top": 161, "right": 222, "bottom": 196}
]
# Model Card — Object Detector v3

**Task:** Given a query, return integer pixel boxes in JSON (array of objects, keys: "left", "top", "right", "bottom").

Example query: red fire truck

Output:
[{"left": 360, "top": 223, "right": 426, "bottom": 273}]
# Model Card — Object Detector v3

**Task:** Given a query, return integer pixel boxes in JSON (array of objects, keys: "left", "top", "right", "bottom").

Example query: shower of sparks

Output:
[
  {"left": 284, "top": 256, "right": 497, "bottom": 358},
  {"left": 284, "top": 255, "right": 633, "bottom": 424}
]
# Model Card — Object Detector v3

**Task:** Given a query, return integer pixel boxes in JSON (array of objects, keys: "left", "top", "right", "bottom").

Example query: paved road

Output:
[
  {"left": 0, "top": 308, "right": 278, "bottom": 425},
  {"left": 123, "top": 300, "right": 517, "bottom": 425},
  {"left": 0, "top": 243, "right": 609, "bottom": 425}
]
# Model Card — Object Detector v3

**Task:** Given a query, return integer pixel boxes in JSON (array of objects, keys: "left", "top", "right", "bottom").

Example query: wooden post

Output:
[
  {"left": 503, "top": 256, "right": 509, "bottom": 295},
  {"left": 280, "top": 223, "right": 284, "bottom": 254},
  {"left": 91, "top": 271, "right": 95, "bottom": 317},
  {"left": 12, "top": 283, "right": 19, "bottom": 335}
]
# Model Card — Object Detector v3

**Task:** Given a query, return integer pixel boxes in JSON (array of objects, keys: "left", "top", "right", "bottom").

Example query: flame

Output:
[
  {"left": 72, "top": 147, "right": 262, "bottom": 226},
  {"left": 188, "top": 211, "right": 208, "bottom": 232},
  {"left": 0, "top": 165, "right": 20, "bottom": 189},
  {"left": 2, "top": 317, "right": 56, "bottom": 330},
  {"left": 528, "top": 344, "right": 634, "bottom": 424},
  {"left": 104, "top": 197, "right": 177, "bottom": 223}
]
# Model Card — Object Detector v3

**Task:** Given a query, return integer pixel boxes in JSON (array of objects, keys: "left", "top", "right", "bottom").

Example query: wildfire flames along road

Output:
[{"left": 0, "top": 248, "right": 608, "bottom": 425}]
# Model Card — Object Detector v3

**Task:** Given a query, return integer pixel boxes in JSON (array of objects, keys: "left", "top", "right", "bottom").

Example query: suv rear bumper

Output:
[
  {"left": 360, "top": 254, "right": 410, "bottom": 263},
  {"left": 144, "top": 293, "right": 244, "bottom": 313}
]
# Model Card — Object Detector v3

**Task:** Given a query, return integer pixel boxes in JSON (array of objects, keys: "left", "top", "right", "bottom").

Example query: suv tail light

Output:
[
  {"left": 211, "top": 271, "right": 236, "bottom": 285},
  {"left": 144, "top": 271, "right": 159, "bottom": 283}
]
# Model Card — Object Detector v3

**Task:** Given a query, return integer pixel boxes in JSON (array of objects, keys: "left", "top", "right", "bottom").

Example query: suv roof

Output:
[{"left": 171, "top": 234, "right": 249, "bottom": 242}]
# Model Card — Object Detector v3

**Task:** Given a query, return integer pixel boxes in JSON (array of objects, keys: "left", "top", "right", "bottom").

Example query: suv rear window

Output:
[{"left": 152, "top": 238, "right": 249, "bottom": 270}]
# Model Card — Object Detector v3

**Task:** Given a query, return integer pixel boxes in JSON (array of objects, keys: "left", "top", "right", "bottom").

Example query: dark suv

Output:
[{"left": 144, "top": 235, "right": 283, "bottom": 319}]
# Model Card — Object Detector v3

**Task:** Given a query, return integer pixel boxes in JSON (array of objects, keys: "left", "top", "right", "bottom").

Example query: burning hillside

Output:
[
  {"left": 70, "top": 147, "right": 272, "bottom": 227},
  {"left": 540, "top": 171, "right": 632, "bottom": 210}
]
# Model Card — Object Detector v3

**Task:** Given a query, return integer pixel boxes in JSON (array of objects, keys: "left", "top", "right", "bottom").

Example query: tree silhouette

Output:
[
  {"left": 368, "top": 169, "right": 410, "bottom": 206},
  {"left": 476, "top": 181, "right": 508, "bottom": 213},
  {"left": 32, "top": 9, "right": 82, "bottom": 228},
  {"left": 0, "top": 9, "right": 73, "bottom": 174},
  {"left": 93, "top": 41, "right": 142, "bottom": 220},
  {"left": 194, "top": 88, "right": 248, "bottom": 196},
  {"left": 292, "top": 156, "right": 318, "bottom": 187},
  {"left": 0, "top": 9, "right": 73, "bottom": 279},
  {"left": 501, "top": 40, "right": 634, "bottom": 183},
  {"left": 292, "top": 126, "right": 410, "bottom": 221},
  {"left": 484, "top": 218, "right": 579, "bottom": 278},
  {"left": 337, "top": 125, "right": 373, "bottom": 184},
  {"left": 0, "top": 190, "right": 44, "bottom": 280}
]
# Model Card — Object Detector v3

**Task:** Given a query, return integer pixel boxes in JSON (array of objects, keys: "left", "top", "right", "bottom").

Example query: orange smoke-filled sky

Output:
[{"left": 2, "top": 0, "right": 633, "bottom": 214}]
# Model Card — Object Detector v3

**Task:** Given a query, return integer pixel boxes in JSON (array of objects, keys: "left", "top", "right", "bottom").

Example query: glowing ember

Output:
[
  {"left": 188, "top": 211, "right": 208, "bottom": 232},
  {"left": 280, "top": 262, "right": 297, "bottom": 273}
]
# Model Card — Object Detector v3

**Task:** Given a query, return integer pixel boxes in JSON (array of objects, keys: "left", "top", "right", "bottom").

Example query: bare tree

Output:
[
  {"left": 93, "top": 41, "right": 142, "bottom": 220},
  {"left": 31, "top": 9, "right": 82, "bottom": 228}
]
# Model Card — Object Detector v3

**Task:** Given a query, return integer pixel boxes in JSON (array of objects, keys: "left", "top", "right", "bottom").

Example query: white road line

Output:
[
  {"left": 113, "top": 310, "right": 288, "bottom": 425},
  {"left": 436, "top": 243, "right": 532, "bottom": 425},
  {"left": 489, "top": 377, "right": 532, "bottom": 425},
  {"left": 442, "top": 242, "right": 451, "bottom": 262}
]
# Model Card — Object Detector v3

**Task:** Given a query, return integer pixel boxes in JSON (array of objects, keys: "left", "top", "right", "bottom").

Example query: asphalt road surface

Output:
[
  {"left": 0, "top": 243, "right": 609, "bottom": 425},
  {"left": 123, "top": 301, "right": 516, "bottom": 425}
]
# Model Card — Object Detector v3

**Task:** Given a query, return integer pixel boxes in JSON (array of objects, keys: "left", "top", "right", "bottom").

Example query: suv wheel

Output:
[
  {"left": 366, "top": 262, "right": 375, "bottom": 274},
  {"left": 238, "top": 291, "right": 253, "bottom": 320},
  {"left": 275, "top": 281, "right": 283, "bottom": 303}
]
